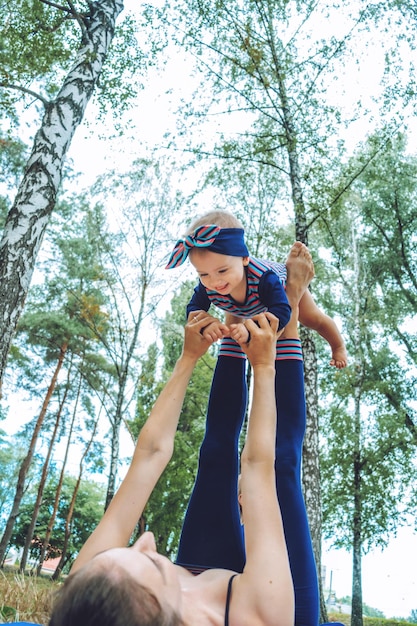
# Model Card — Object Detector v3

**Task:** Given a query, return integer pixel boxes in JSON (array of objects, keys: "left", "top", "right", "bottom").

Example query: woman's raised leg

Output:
[{"left": 275, "top": 342, "right": 319, "bottom": 626}]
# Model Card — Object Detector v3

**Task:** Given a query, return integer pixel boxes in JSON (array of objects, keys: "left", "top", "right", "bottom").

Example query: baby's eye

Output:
[{"left": 218, "top": 269, "right": 228, "bottom": 274}]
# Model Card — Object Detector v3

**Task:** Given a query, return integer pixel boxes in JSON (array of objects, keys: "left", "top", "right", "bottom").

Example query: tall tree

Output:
[
  {"left": 0, "top": 337, "right": 68, "bottom": 563},
  {"left": 0, "top": 0, "right": 125, "bottom": 387},
  {"left": 319, "top": 134, "right": 417, "bottom": 625},
  {"left": 51, "top": 406, "right": 101, "bottom": 579},
  {"left": 11, "top": 472, "right": 105, "bottom": 568},
  {"left": 19, "top": 360, "right": 74, "bottom": 572}
]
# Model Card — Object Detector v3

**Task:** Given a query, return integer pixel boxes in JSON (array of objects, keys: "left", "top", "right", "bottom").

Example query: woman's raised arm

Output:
[{"left": 235, "top": 313, "right": 295, "bottom": 626}]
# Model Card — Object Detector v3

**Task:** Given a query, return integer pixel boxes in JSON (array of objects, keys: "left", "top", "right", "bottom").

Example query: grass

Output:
[
  {"left": 327, "top": 613, "right": 416, "bottom": 626},
  {"left": 0, "top": 568, "right": 59, "bottom": 625}
]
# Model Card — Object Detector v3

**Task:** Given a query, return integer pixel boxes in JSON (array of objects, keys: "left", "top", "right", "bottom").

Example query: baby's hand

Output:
[
  {"left": 230, "top": 322, "right": 250, "bottom": 344},
  {"left": 202, "top": 320, "right": 230, "bottom": 342}
]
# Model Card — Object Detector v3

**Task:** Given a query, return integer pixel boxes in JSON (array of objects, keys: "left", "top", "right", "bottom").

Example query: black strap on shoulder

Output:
[{"left": 225, "top": 574, "right": 237, "bottom": 626}]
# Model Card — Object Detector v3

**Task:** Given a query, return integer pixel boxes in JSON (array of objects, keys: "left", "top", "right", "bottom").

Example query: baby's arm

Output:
[{"left": 258, "top": 271, "right": 292, "bottom": 331}]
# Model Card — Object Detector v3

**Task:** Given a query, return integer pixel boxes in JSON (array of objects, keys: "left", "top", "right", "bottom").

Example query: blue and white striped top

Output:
[{"left": 187, "top": 257, "right": 291, "bottom": 330}]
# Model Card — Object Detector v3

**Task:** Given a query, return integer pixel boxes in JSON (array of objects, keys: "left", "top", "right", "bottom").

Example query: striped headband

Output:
[{"left": 166, "top": 225, "right": 249, "bottom": 269}]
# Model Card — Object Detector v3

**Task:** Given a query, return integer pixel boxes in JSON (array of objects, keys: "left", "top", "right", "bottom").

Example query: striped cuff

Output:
[
  {"left": 218, "top": 337, "right": 246, "bottom": 359},
  {"left": 276, "top": 339, "right": 303, "bottom": 361},
  {"left": 218, "top": 338, "right": 303, "bottom": 361}
]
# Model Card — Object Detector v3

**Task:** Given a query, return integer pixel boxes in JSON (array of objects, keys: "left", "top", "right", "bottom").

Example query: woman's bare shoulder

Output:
[{"left": 228, "top": 573, "right": 293, "bottom": 626}]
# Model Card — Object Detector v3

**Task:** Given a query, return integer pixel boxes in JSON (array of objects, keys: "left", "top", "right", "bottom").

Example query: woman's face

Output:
[{"left": 94, "top": 531, "right": 182, "bottom": 615}]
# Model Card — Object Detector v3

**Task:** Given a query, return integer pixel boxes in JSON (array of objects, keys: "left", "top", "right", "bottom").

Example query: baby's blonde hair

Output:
[{"left": 185, "top": 210, "right": 244, "bottom": 235}]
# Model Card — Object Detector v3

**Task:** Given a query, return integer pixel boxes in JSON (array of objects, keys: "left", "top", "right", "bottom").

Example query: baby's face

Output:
[{"left": 189, "top": 249, "right": 249, "bottom": 298}]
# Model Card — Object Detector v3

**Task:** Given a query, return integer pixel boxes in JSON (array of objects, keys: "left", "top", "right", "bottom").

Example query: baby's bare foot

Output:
[
  {"left": 286, "top": 242, "right": 315, "bottom": 300},
  {"left": 330, "top": 345, "right": 348, "bottom": 369}
]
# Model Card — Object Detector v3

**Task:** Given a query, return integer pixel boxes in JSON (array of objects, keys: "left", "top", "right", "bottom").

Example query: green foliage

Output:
[
  {"left": 335, "top": 596, "right": 385, "bottom": 618},
  {"left": 353, "top": 133, "right": 417, "bottom": 358},
  {"left": 363, "top": 605, "right": 386, "bottom": 619},
  {"left": 0, "top": 438, "right": 27, "bottom": 525},
  {"left": 319, "top": 132, "right": 417, "bottom": 556},
  {"left": 10, "top": 472, "right": 105, "bottom": 562},
  {"left": 321, "top": 345, "right": 416, "bottom": 551},
  {"left": 0, "top": 605, "right": 17, "bottom": 620},
  {"left": 14, "top": 196, "right": 116, "bottom": 370},
  {"left": 203, "top": 159, "right": 294, "bottom": 257},
  {"left": 160, "top": 280, "right": 196, "bottom": 369},
  {"left": 0, "top": 134, "right": 29, "bottom": 225},
  {"left": 327, "top": 613, "right": 417, "bottom": 626},
  {"left": 363, "top": 618, "right": 416, "bottom": 626},
  {"left": 131, "top": 343, "right": 160, "bottom": 438},
  {"left": 0, "top": 0, "right": 146, "bottom": 129},
  {"left": 0, "top": 0, "right": 79, "bottom": 94},
  {"left": 93, "top": 12, "right": 151, "bottom": 127}
]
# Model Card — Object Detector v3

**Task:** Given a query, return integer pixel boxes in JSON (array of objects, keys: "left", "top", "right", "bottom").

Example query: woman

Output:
[{"left": 48, "top": 243, "right": 316, "bottom": 626}]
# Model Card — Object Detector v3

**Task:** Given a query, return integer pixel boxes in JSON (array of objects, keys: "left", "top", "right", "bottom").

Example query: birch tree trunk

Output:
[
  {"left": 0, "top": 0, "right": 124, "bottom": 388},
  {"left": 301, "top": 325, "right": 327, "bottom": 621}
]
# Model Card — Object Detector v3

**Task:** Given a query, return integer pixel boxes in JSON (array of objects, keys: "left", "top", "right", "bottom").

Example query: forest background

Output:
[{"left": 0, "top": 1, "right": 416, "bottom": 625}]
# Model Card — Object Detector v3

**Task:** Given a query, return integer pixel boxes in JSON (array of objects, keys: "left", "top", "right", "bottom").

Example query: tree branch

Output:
[
  {"left": 39, "top": 0, "right": 73, "bottom": 14},
  {"left": 0, "top": 82, "right": 49, "bottom": 107},
  {"left": 38, "top": 0, "right": 89, "bottom": 38},
  {"left": 65, "top": 0, "right": 89, "bottom": 39}
]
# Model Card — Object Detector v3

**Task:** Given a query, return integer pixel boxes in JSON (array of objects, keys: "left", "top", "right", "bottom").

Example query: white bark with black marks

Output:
[{"left": 0, "top": 0, "right": 124, "bottom": 388}]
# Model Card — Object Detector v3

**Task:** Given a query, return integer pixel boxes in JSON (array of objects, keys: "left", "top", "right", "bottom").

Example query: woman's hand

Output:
[
  {"left": 236, "top": 312, "right": 279, "bottom": 367},
  {"left": 186, "top": 311, "right": 229, "bottom": 349}
]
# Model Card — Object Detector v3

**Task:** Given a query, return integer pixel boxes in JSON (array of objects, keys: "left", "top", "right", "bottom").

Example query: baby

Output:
[{"left": 166, "top": 210, "right": 347, "bottom": 368}]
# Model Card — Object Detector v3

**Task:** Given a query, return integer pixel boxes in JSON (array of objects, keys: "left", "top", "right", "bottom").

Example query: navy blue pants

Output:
[{"left": 176, "top": 338, "right": 320, "bottom": 626}]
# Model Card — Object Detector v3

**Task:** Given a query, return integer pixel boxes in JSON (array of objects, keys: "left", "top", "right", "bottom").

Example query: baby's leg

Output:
[
  {"left": 299, "top": 290, "right": 347, "bottom": 369},
  {"left": 176, "top": 338, "right": 247, "bottom": 573}
]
